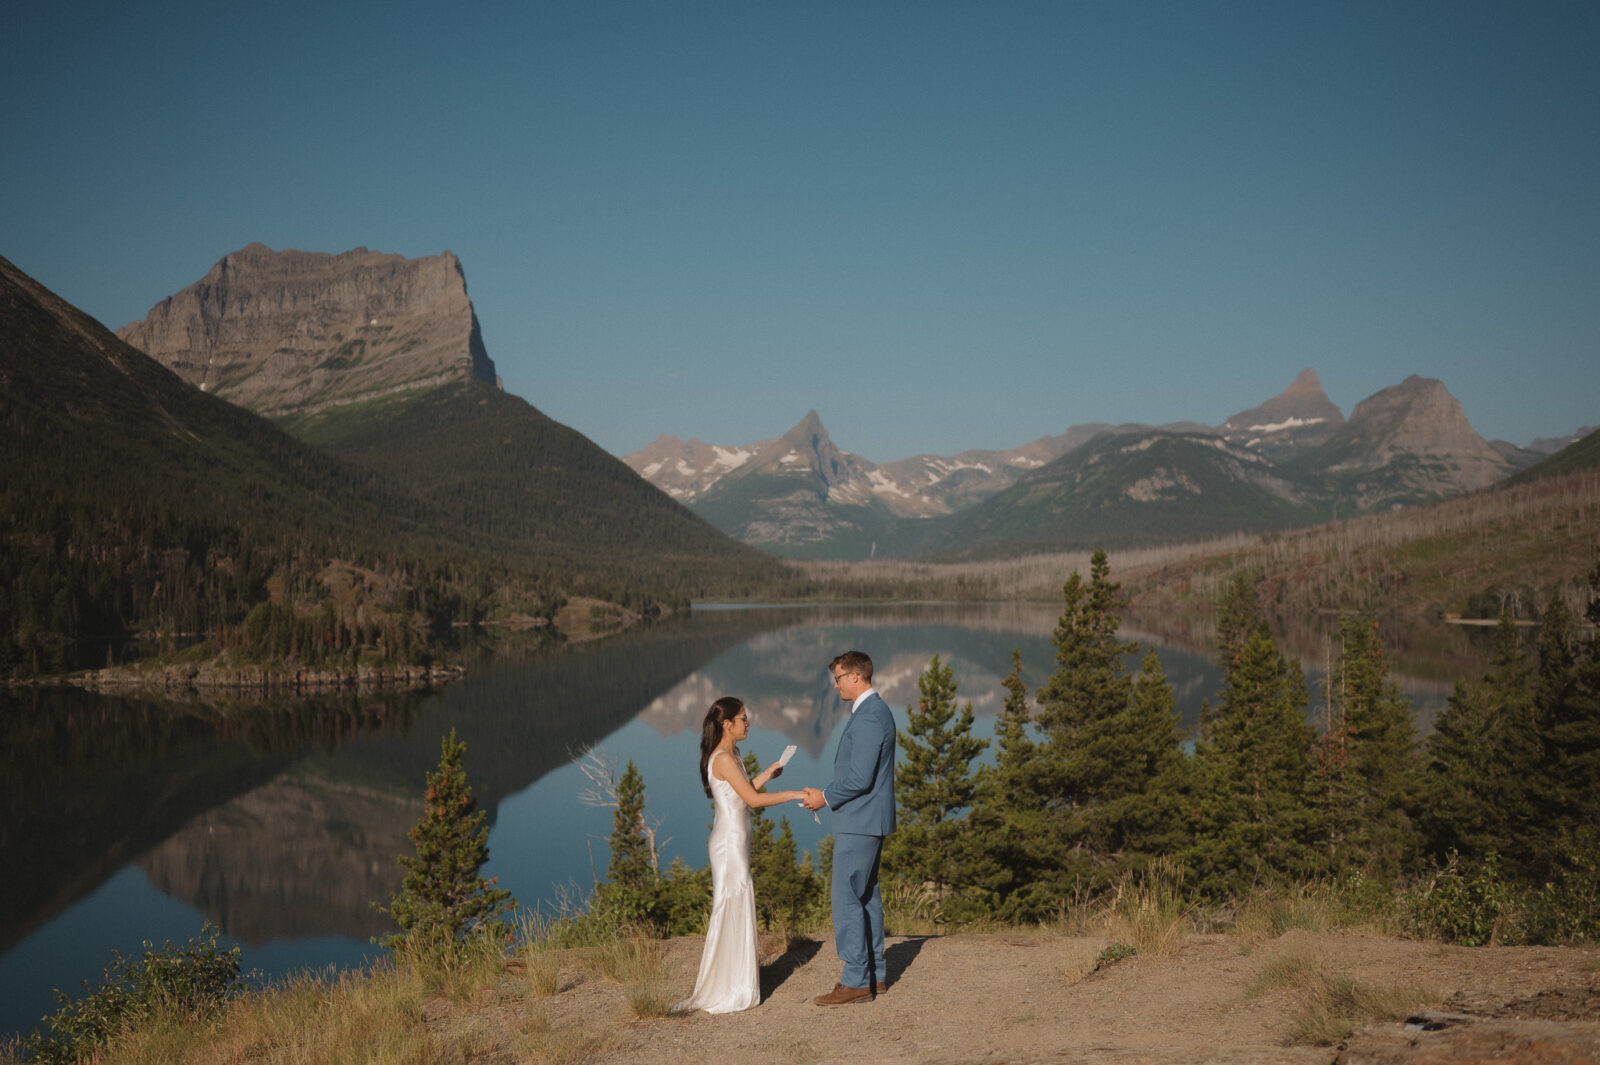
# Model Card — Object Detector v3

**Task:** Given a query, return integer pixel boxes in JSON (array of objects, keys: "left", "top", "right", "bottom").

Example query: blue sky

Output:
[{"left": 5, "top": 1, "right": 1596, "bottom": 461}]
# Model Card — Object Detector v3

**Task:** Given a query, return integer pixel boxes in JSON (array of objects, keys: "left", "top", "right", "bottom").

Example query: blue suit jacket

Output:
[{"left": 823, "top": 690, "right": 896, "bottom": 837}]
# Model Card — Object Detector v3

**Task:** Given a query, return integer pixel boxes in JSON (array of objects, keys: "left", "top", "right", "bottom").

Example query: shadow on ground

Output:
[{"left": 761, "top": 935, "right": 823, "bottom": 996}]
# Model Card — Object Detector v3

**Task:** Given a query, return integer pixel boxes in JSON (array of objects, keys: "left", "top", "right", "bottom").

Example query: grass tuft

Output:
[
  {"left": 1094, "top": 858, "right": 1192, "bottom": 957},
  {"left": 1250, "top": 950, "right": 1432, "bottom": 1046}
]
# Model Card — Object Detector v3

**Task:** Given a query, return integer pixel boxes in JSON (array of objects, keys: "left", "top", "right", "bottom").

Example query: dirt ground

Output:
[{"left": 470, "top": 929, "right": 1600, "bottom": 1064}]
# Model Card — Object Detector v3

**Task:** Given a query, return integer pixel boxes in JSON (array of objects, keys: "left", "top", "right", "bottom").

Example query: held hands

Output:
[{"left": 799, "top": 786, "right": 827, "bottom": 811}]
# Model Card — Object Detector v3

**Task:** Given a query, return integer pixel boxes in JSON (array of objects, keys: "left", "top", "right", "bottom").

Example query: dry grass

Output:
[
  {"left": 1091, "top": 859, "right": 1193, "bottom": 959},
  {"left": 1249, "top": 950, "right": 1433, "bottom": 1046},
  {"left": 882, "top": 879, "right": 946, "bottom": 935},
  {"left": 1055, "top": 938, "right": 1109, "bottom": 984}
]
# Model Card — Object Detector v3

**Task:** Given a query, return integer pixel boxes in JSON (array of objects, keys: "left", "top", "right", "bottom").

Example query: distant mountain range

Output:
[
  {"left": 91, "top": 242, "right": 1591, "bottom": 571},
  {"left": 625, "top": 369, "right": 1580, "bottom": 559}
]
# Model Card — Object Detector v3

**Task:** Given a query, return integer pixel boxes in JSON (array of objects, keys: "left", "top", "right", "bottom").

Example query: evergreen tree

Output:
[
  {"left": 742, "top": 751, "right": 824, "bottom": 932},
  {"left": 1531, "top": 587, "right": 1600, "bottom": 850},
  {"left": 1036, "top": 550, "right": 1138, "bottom": 748},
  {"left": 1215, "top": 572, "right": 1259, "bottom": 669},
  {"left": 380, "top": 729, "right": 514, "bottom": 949},
  {"left": 1420, "top": 615, "right": 1541, "bottom": 867},
  {"left": 1030, "top": 550, "right": 1157, "bottom": 895},
  {"left": 885, "top": 655, "right": 988, "bottom": 899},
  {"left": 1188, "top": 622, "right": 1322, "bottom": 896},
  {"left": 1314, "top": 616, "right": 1420, "bottom": 881},
  {"left": 607, "top": 760, "right": 657, "bottom": 893},
  {"left": 964, "top": 649, "right": 1055, "bottom": 921},
  {"left": 1081, "top": 650, "right": 1189, "bottom": 871}
]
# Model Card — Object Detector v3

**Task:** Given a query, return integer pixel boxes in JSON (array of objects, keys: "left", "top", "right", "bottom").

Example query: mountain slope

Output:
[
  {"left": 925, "top": 429, "right": 1324, "bottom": 559},
  {"left": 285, "top": 382, "right": 786, "bottom": 595},
  {"left": 0, "top": 252, "right": 503, "bottom": 674},
  {"left": 1506, "top": 426, "right": 1600, "bottom": 485},
  {"left": 117, "top": 245, "right": 785, "bottom": 600}
]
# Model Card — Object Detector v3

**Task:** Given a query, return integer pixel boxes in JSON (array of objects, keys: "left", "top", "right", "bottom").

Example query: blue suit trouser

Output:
[{"left": 831, "top": 831, "right": 886, "bottom": 988}]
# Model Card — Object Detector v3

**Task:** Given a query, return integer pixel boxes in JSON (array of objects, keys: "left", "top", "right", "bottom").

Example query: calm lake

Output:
[{"left": 0, "top": 602, "right": 1495, "bottom": 1041}]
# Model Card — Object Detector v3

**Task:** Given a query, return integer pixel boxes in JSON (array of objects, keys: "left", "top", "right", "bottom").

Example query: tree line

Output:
[{"left": 592, "top": 550, "right": 1600, "bottom": 944}]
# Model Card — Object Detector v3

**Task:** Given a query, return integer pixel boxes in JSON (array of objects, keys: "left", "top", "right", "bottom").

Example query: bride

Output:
[{"left": 676, "top": 696, "right": 805, "bottom": 1014}]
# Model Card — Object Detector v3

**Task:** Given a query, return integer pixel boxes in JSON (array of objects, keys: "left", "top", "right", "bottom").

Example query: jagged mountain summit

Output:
[
  {"left": 624, "top": 416, "right": 1162, "bottom": 523},
  {"left": 117, "top": 243, "right": 498, "bottom": 418},
  {"left": 627, "top": 369, "right": 1525, "bottom": 560},
  {"left": 1299, "top": 375, "right": 1513, "bottom": 511},
  {"left": 1219, "top": 368, "right": 1346, "bottom": 459},
  {"left": 622, "top": 412, "right": 1165, "bottom": 554}
]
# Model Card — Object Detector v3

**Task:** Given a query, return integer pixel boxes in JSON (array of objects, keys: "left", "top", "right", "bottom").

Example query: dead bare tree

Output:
[{"left": 574, "top": 745, "right": 667, "bottom": 874}]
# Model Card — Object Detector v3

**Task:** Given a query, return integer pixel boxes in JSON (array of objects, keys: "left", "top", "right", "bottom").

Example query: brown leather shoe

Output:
[
  {"left": 814, "top": 982, "right": 873, "bottom": 1005},
  {"left": 875, "top": 981, "right": 889, "bottom": 994}
]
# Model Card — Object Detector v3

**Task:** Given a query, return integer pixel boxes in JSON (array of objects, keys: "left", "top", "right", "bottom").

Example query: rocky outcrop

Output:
[{"left": 117, "top": 243, "right": 498, "bottom": 417}]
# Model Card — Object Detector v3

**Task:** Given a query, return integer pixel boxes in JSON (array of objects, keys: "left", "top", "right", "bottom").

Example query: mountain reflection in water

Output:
[{"left": 0, "top": 602, "right": 1495, "bottom": 1041}]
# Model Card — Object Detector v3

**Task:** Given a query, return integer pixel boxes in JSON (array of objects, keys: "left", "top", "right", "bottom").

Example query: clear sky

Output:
[{"left": 4, "top": 1, "right": 1596, "bottom": 462}]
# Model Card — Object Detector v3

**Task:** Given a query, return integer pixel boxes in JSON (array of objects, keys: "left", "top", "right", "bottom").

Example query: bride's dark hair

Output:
[{"left": 699, "top": 697, "right": 745, "bottom": 798}]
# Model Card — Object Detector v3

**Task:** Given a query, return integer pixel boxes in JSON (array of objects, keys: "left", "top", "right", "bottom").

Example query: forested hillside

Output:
[
  {"left": 280, "top": 381, "right": 787, "bottom": 606},
  {"left": 0, "top": 255, "right": 780, "bottom": 678}
]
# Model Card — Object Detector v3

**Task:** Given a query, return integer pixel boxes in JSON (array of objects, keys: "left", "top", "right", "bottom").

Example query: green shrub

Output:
[
  {"left": 21, "top": 925, "right": 241, "bottom": 1063},
  {"left": 1093, "top": 942, "right": 1138, "bottom": 971},
  {"left": 1400, "top": 851, "right": 1519, "bottom": 945},
  {"left": 1523, "top": 827, "right": 1600, "bottom": 944}
]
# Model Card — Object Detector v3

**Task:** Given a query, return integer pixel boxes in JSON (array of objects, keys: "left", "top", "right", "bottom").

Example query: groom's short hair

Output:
[{"left": 831, "top": 650, "right": 873, "bottom": 683}]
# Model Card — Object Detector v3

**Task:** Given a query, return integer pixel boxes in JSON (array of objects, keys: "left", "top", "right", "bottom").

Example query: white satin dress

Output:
[{"left": 675, "top": 749, "right": 760, "bottom": 1014}]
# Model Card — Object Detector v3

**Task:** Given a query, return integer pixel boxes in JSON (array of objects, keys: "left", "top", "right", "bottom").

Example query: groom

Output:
[{"left": 801, "top": 650, "right": 896, "bottom": 1005}]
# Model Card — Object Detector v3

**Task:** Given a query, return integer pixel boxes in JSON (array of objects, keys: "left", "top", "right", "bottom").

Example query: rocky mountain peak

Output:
[
  {"left": 1281, "top": 367, "right": 1325, "bottom": 397},
  {"left": 1219, "top": 367, "right": 1345, "bottom": 460},
  {"left": 117, "top": 244, "right": 498, "bottom": 419},
  {"left": 781, "top": 410, "right": 828, "bottom": 448},
  {"left": 1317, "top": 375, "right": 1511, "bottom": 504}
]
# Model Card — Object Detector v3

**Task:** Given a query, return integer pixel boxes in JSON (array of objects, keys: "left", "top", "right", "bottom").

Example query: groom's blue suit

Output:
[{"left": 822, "top": 689, "right": 896, "bottom": 989}]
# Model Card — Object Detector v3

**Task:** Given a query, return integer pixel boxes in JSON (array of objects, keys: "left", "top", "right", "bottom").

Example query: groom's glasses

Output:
[{"left": 831, "top": 670, "right": 855, "bottom": 685}]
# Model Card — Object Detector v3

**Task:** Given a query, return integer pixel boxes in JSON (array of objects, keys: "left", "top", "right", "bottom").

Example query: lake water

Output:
[{"left": 0, "top": 602, "right": 1493, "bottom": 1041}]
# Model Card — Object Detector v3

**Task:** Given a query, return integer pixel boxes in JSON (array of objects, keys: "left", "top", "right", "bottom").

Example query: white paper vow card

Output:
[{"left": 775, "top": 744, "right": 797, "bottom": 767}]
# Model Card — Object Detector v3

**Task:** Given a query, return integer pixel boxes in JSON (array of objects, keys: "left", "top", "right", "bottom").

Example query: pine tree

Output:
[
  {"left": 1215, "top": 572, "right": 1259, "bottom": 669},
  {"left": 380, "top": 729, "right": 514, "bottom": 950},
  {"left": 965, "top": 649, "right": 1055, "bottom": 921},
  {"left": 1081, "top": 650, "right": 1189, "bottom": 871},
  {"left": 1420, "top": 615, "right": 1541, "bottom": 867},
  {"left": 1036, "top": 550, "right": 1138, "bottom": 748},
  {"left": 1314, "top": 616, "right": 1420, "bottom": 881},
  {"left": 1030, "top": 550, "right": 1156, "bottom": 895},
  {"left": 742, "top": 751, "right": 823, "bottom": 932},
  {"left": 1188, "top": 622, "right": 1322, "bottom": 896},
  {"left": 885, "top": 655, "right": 988, "bottom": 899},
  {"left": 607, "top": 760, "right": 656, "bottom": 893},
  {"left": 1532, "top": 588, "right": 1600, "bottom": 846}
]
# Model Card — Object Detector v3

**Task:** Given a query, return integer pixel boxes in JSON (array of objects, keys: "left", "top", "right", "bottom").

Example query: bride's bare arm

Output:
[{"left": 713, "top": 755, "right": 803, "bottom": 809}]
